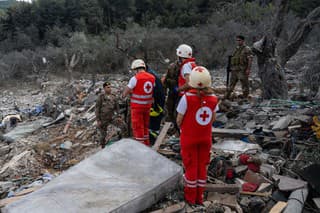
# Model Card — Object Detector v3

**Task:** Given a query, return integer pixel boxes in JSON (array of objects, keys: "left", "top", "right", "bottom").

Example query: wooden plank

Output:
[
  {"left": 150, "top": 202, "right": 185, "bottom": 213},
  {"left": 0, "top": 197, "right": 22, "bottom": 208},
  {"left": 15, "top": 187, "right": 40, "bottom": 196},
  {"left": 205, "top": 184, "right": 240, "bottom": 194},
  {"left": 240, "top": 191, "right": 271, "bottom": 197},
  {"left": 63, "top": 113, "right": 74, "bottom": 134},
  {"left": 152, "top": 122, "right": 172, "bottom": 151},
  {"left": 158, "top": 149, "right": 176, "bottom": 156},
  {"left": 0, "top": 187, "right": 41, "bottom": 208},
  {"left": 269, "top": 201, "right": 287, "bottom": 213}
]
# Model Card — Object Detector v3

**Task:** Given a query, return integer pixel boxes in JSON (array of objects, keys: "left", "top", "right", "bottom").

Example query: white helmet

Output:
[
  {"left": 131, "top": 59, "right": 146, "bottom": 70},
  {"left": 189, "top": 66, "right": 211, "bottom": 89},
  {"left": 176, "top": 44, "right": 192, "bottom": 58}
]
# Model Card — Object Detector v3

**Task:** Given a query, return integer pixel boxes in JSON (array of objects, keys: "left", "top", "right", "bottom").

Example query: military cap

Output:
[{"left": 103, "top": 82, "right": 111, "bottom": 87}]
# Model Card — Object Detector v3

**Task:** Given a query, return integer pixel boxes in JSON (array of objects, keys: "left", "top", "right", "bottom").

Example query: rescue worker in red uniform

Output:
[
  {"left": 176, "top": 66, "right": 219, "bottom": 205},
  {"left": 176, "top": 44, "right": 197, "bottom": 96},
  {"left": 122, "top": 59, "right": 155, "bottom": 146}
]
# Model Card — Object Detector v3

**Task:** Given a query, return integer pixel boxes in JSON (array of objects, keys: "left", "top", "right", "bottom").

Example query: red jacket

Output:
[
  {"left": 178, "top": 58, "right": 196, "bottom": 96},
  {"left": 131, "top": 71, "right": 155, "bottom": 108},
  {"left": 180, "top": 89, "right": 218, "bottom": 139}
]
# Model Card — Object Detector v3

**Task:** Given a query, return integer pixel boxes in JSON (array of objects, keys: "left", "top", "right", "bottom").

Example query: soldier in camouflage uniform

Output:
[
  {"left": 95, "top": 82, "right": 121, "bottom": 148},
  {"left": 163, "top": 60, "right": 180, "bottom": 123},
  {"left": 226, "top": 35, "right": 253, "bottom": 99}
]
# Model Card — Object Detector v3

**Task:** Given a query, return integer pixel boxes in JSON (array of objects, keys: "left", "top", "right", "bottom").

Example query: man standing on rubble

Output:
[
  {"left": 226, "top": 35, "right": 253, "bottom": 99},
  {"left": 122, "top": 59, "right": 155, "bottom": 146},
  {"left": 95, "top": 82, "right": 120, "bottom": 148},
  {"left": 146, "top": 64, "right": 165, "bottom": 145},
  {"left": 163, "top": 60, "right": 180, "bottom": 124},
  {"left": 176, "top": 66, "right": 219, "bottom": 205}
]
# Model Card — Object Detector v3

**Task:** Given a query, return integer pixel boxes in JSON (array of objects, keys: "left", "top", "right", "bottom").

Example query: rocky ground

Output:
[{"left": 0, "top": 48, "right": 319, "bottom": 212}]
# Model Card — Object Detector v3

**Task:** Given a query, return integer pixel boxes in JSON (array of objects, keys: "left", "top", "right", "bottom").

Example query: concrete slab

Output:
[
  {"left": 213, "top": 140, "right": 261, "bottom": 154},
  {"left": 313, "top": 198, "right": 320, "bottom": 209},
  {"left": 212, "top": 128, "right": 250, "bottom": 138},
  {"left": 3, "top": 139, "right": 182, "bottom": 213},
  {"left": 272, "top": 175, "right": 307, "bottom": 191},
  {"left": 3, "top": 118, "right": 51, "bottom": 142}
]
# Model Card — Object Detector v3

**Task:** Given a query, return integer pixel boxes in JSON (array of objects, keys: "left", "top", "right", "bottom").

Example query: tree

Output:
[{"left": 253, "top": 0, "right": 320, "bottom": 99}]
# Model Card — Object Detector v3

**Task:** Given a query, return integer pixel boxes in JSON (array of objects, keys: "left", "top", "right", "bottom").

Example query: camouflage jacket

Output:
[
  {"left": 231, "top": 45, "right": 253, "bottom": 71},
  {"left": 95, "top": 93, "right": 119, "bottom": 126},
  {"left": 163, "top": 61, "right": 180, "bottom": 91}
]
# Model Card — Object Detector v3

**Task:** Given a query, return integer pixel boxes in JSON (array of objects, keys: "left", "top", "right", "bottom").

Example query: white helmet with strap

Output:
[
  {"left": 176, "top": 44, "right": 192, "bottom": 58},
  {"left": 131, "top": 59, "right": 146, "bottom": 70},
  {"left": 189, "top": 66, "right": 211, "bottom": 89}
]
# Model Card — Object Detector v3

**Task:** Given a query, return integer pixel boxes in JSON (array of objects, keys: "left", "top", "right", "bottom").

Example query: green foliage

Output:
[
  {"left": 0, "top": 0, "right": 319, "bottom": 81},
  {"left": 289, "top": 0, "right": 320, "bottom": 17}
]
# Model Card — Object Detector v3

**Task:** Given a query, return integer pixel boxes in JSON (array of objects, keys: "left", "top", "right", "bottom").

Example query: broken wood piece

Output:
[
  {"left": 157, "top": 149, "right": 176, "bottom": 156},
  {"left": 205, "top": 184, "right": 240, "bottom": 194},
  {"left": 85, "top": 103, "right": 96, "bottom": 113},
  {"left": 152, "top": 122, "right": 172, "bottom": 151},
  {"left": 63, "top": 113, "right": 74, "bottom": 134},
  {"left": 149, "top": 201, "right": 185, "bottom": 213},
  {"left": 257, "top": 183, "right": 272, "bottom": 193},
  {"left": 15, "top": 187, "right": 41, "bottom": 196},
  {"left": 269, "top": 201, "right": 287, "bottom": 213},
  {"left": 0, "top": 187, "right": 41, "bottom": 208},
  {"left": 240, "top": 191, "right": 271, "bottom": 197},
  {"left": 0, "top": 197, "right": 22, "bottom": 208}
]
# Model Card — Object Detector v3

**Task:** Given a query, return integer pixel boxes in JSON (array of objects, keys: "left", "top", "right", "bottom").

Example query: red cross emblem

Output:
[
  {"left": 200, "top": 110, "right": 209, "bottom": 121},
  {"left": 144, "top": 81, "right": 153, "bottom": 93},
  {"left": 196, "top": 106, "right": 212, "bottom": 126}
]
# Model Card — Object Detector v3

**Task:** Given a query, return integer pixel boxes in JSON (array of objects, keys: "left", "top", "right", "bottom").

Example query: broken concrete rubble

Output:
[
  {"left": 283, "top": 188, "right": 308, "bottom": 213},
  {"left": 272, "top": 174, "right": 307, "bottom": 191},
  {"left": 3, "top": 117, "right": 51, "bottom": 142},
  {"left": 0, "top": 73, "right": 319, "bottom": 212},
  {"left": 213, "top": 139, "right": 262, "bottom": 153}
]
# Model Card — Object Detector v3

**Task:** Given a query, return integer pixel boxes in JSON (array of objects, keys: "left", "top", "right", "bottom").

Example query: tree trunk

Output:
[
  {"left": 253, "top": 0, "right": 320, "bottom": 99},
  {"left": 253, "top": 36, "right": 288, "bottom": 99},
  {"left": 278, "top": 6, "right": 320, "bottom": 66}
]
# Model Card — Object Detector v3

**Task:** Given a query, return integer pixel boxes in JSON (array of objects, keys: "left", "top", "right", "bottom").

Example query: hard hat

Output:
[
  {"left": 189, "top": 66, "right": 211, "bottom": 89},
  {"left": 176, "top": 44, "right": 192, "bottom": 58},
  {"left": 131, "top": 59, "right": 146, "bottom": 70}
]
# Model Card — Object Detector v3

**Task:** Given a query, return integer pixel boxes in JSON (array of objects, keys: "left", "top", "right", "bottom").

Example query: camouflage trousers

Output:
[
  {"left": 226, "top": 70, "right": 249, "bottom": 98},
  {"left": 97, "top": 119, "right": 127, "bottom": 148},
  {"left": 165, "top": 92, "right": 178, "bottom": 123}
]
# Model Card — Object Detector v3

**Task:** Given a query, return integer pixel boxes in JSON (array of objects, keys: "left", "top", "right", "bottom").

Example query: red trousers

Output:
[
  {"left": 131, "top": 108, "right": 150, "bottom": 146},
  {"left": 180, "top": 134, "right": 211, "bottom": 204}
]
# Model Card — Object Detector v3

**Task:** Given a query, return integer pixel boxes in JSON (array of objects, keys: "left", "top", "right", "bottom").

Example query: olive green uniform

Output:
[
  {"left": 163, "top": 61, "right": 180, "bottom": 123},
  {"left": 227, "top": 45, "right": 253, "bottom": 98},
  {"left": 95, "top": 93, "right": 119, "bottom": 147}
]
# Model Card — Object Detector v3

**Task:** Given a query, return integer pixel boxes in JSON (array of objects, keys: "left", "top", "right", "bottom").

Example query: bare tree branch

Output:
[
  {"left": 272, "top": 0, "right": 289, "bottom": 39},
  {"left": 279, "top": 6, "right": 320, "bottom": 66}
]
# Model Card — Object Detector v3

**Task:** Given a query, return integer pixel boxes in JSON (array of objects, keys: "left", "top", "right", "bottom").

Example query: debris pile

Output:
[
  {"left": 148, "top": 96, "right": 320, "bottom": 212},
  {"left": 0, "top": 71, "right": 319, "bottom": 212}
]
